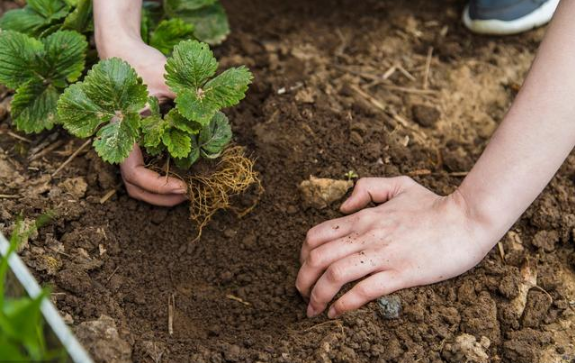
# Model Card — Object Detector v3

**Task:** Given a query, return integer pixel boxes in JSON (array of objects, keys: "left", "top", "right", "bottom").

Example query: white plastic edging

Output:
[{"left": 0, "top": 232, "right": 94, "bottom": 363}]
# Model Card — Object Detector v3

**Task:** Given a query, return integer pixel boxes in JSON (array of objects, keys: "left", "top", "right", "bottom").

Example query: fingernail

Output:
[
  {"left": 307, "top": 305, "right": 318, "bottom": 318},
  {"left": 327, "top": 306, "right": 337, "bottom": 319},
  {"left": 175, "top": 188, "right": 187, "bottom": 194}
]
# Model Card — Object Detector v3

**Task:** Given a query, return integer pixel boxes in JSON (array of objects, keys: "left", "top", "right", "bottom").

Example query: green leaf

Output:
[
  {"left": 166, "top": 108, "right": 201, "bottom": 134},
  {"left": 58, "top": 58, "right": 148, "bottom": 138},
  {"left": 164, "top": 0, "right": 216, "bottom": 13},
  {"left": 203, "top": 66, "right": 252, "bottom": 108},
  {"left": 148, "top": 96, "right": 161, "bottom": 117},
  {"left": 0, "top": 8, "right": 46, "bottom": 36},
  {"left": 175, "top": 66, "right": 252, "bottom": 125},
  {"left": 0, "top": 31, "right": 44, "bottom": 89},
  {"left": 62, "top": 0, "right": 93, "bottom": 33},
  {"left": 165, "top": 39, "right": 217, "bottom": 91},
  {"left": 93, "top": 112, "right": 140, "bottom": 163},
  {"left": 174, "top": 136, "right": 200, "bottom": 169},
  {"left": 162, "top": 128, "right": 192, "bottom": 158},
  {"left": 178, "top": 2, "right": 230, "bottom": 45},
  {"left": 27, "top": 0, "right": 70, "bottom": 21},
  {"left": 150, "top": 18, "right": 195, "bottom": 55},
  {"left": 42, "top": 30, "right": 88, "bottom": 83},
  {"left": 141, "top": 115, "right": 168, "bottom": 148},
  {"left": 198, "top": 112, "right": 231, "bottom": 159},
  {"left": 2, "top": 292, "right": 46, "bottom": 359},
  {"left": 0, "top": 0, "right": 71, "bottom": 37},
  {"left": 11, "top": 81, "right": 59, "bottom": 133}
]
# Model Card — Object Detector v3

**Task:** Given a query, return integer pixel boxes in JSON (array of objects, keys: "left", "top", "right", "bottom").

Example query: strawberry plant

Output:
[
  {"left": 0, "top": 0, "right": 93, "bottom": 37},
  {"left": 57, "top": 39, "right": 252, "bottom": 166},
  {"left": 0, "top": 30, "right": 87, "bottom": 133}
]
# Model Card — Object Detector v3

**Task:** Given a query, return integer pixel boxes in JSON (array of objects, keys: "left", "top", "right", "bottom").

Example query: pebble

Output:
[{"left": 377, "top": 295, "right": 402, "bottom": 319}]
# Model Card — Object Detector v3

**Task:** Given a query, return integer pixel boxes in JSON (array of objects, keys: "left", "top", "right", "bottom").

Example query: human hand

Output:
[
  {"left": 296, "top": 177, "right": 497, "bottom": 319},
  {"left": 96, "top": 31, "right": 186, "bottom": 206}
]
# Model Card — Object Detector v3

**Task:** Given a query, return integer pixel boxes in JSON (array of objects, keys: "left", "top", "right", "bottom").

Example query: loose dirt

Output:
[{"left": 1, "top": 0, "right": 575, "bottom": 362}]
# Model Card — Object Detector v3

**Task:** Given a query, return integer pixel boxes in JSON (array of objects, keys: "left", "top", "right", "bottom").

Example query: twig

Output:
[
  {"left": 408, "top": 169, "right": 432, "bottom": 176},
  {"left": 106, "top": 266, "right": 120, "bottom": 282},
  {"left": 168, "top": 294, "right": 175, "bottom": 336},
  {"left": 349, "top": 84, "right": 385, "bottom": 112},
  {"left": 497, "top": 242, "right": 505, "bottom": 263},
  {"left": 396, "top": 64, "right": 416, "bottom": 82},
  {"left": 99, "top": 189, "right": 117, "bottom": 204},
  {"left": 423, "top": 47, "right": 433, "bottom": 90},
  {"left": 51, "top": 139, "right": 91, "bottom": 177},
  {"left": 28, "top": 139, "right": 65, "bottom": 161},
  {"left": 382, "top": 65, "right": 397, "bottom": 80},
  {"left": 4, "top": 131, "right": 31, "bottom": 143},
  {"left": 381, "top": 84, "right": 438, "bottom": 95},
  {"left": 448, "top": 171, "right": 468, "bottom": 177},
  {"left": 226, "top": 294, "right": 251, "bottom": 306},
  {"left": 0, "top": 194, "right": 19, "bottom": 199}
]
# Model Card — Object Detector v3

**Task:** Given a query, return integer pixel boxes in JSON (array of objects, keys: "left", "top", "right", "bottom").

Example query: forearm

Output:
[
  {"left": 459, "top": 0, "right": 575, "bottom": 241},
  {"left": 93, "top": 0, "right": 143, "bottom": 57}
]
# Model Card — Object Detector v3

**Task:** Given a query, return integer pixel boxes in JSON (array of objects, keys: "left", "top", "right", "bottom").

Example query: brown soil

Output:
[{"left": 2, "top": 0, "right": 575, "bottom": 362}]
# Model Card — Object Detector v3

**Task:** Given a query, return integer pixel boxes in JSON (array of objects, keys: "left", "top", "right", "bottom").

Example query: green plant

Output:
[
  {"left": 0, "top": 214, "right": 64, "bottom": 361},
  {"left": 0, "top": 0, "right": 93, "bottom": 37},
  {"left": 0, "top": 30, "right": 87, "bottom": 133},
  {"left": 57, "top": 39, "right": 252, "bottom": 167},
  {"left": 344, "top": 170, "right": 359, "bottom": 181}
]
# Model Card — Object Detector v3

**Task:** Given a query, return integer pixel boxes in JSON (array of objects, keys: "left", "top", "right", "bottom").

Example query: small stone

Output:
[
  {"left": 412, "top": 104, "right": 440, "bottom": 127},
  {"left": 377, "top": 295, "right": 402, "bottom": 319}
]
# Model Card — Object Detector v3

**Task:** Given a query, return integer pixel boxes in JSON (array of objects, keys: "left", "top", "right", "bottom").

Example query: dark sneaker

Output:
[{"left": 463, "top": 0, "right": 559, "bottom": 35}]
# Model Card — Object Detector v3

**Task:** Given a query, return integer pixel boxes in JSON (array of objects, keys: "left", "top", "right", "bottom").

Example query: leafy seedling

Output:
[
  {"left": 0, "top": 0, "right": 93, "bottom": 38},
  {"left": 0, "top": 30, "right": 87, "bottom": 133},
  {"left": 344, "top": 170, "right": 359, "bottom": 181},
  {"left": 149, "top": 18, "right": 196, "bottom": 55},
  {"left": 57, "top": 39, "right": 252, "bottom": 168},
  {"left": 163, "top": 0, "right": 230, "bottom": 45}
]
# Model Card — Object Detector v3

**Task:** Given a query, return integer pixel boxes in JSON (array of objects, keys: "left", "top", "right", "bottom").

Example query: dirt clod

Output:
[
  {"left": 442, "top": 334, "right": 491, "bottom": 363},
  {"left": 74, "top": 315, "right": 132, "bottom": 363},
  {"left": 299, "top": 176, "right": 353, "bottom": 209},
  {"left": 412, "top": 104, "right": 440, "bottom": 128}
]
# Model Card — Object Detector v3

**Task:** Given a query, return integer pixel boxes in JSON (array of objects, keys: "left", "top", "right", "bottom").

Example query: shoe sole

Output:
[{"left": 463, "top": 0, "right": 560, "bottom": 35}]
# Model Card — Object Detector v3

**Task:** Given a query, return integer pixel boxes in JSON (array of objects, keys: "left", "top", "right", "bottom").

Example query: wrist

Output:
[
  {"left": 93, "top": 0, "right": 144, "bottom": 59},
  {"left": 449, "top": 186, "right": 510, "bottom": 254},
  {"left": 95, "top": 30, "right": 142, "bottom": 60}
]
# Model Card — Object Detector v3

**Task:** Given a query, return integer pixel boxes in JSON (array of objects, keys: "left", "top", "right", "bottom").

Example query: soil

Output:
[{"left": 2, "top": 0, "right": 575, "bottom": 362}]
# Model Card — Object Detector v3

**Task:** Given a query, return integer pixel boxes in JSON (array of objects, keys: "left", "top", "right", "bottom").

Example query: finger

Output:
[
  {"left": 121, "top": 146, "right": 187, "bottom": 194},
  {"left": 300, "top": 216, "right": 358, "bottom": 264},
  {"left": 340, "top": 176, "right": 414, "bottom": 214},
  {"left": 125, "top": 182, "right": 188, "bottom": 207},
  {"left": 327, "top": 270, "right": 404, "bottom": 319},
  {"left": 297, "top": 235, "right": 367, "bottom": 298},
  {"left": 305, "top": 250, "right": 385, "bottom": 317}
]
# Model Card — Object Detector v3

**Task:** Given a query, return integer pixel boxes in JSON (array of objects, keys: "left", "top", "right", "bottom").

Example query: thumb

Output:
[{"left": 340, "top": 176, "right": 413, "bottom": 214}]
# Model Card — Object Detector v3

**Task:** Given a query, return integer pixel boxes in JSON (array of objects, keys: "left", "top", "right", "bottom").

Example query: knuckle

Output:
[
  {"left": 326, "top": 264, "right": 345, "bottom": 283},
  {"left": 305, "top": 229, "right": 317, "bottom": 246},
  {"left": 307, "top": 250, "right": 324, "bottom": 268}
]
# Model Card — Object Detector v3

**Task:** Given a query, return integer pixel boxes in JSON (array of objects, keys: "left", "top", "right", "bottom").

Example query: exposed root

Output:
[{"left": 188, "top": 146, "right": 263, "bottom": 240}]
